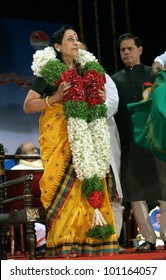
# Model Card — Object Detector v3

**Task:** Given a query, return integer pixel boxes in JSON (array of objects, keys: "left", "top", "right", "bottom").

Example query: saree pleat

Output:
[{"left": 39, "top": 103, "right": 118, "bottom": 257}]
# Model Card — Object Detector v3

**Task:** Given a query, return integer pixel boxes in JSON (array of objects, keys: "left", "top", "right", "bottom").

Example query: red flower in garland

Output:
[
  {"left": 83, "top": 70, "right": 106, "bottom": 107},
  {"left": 55, "top": 69, "right": 86, "bottom": 102},
  {"left": 88, "top": 191, "right": 103, "bottom": 208}
]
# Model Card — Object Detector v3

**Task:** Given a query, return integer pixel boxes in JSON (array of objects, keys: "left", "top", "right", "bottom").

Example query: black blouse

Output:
[{"left": 31, "top": 76, "right": 57, "bottom": 97}]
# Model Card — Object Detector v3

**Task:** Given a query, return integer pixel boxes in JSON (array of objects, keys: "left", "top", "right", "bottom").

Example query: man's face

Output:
[
  {"left": 22, "top": 142, "right": 38, "bottom": 162},
  {"left": 119, "top": 38, "right": 143, "bottom": 67}
]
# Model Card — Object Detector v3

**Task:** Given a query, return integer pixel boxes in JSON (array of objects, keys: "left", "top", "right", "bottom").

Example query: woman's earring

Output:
[{"left": 56, "top": 48, "right": 60, "bottom": 52}]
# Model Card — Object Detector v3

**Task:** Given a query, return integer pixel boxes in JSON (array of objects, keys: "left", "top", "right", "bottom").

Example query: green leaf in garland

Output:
[
  {"left": 64, "top": 100, "right": 89, "bottom": 120},
  {"left": 40, "top": 59, "right": 68, "bottom": 86},
  {"left": 88, "top": 104, "right": 107, "bottom": 122},
  {"left": 86, "top": 224, "right": 115, "bottom": 240},
  {"left": 82, "top": 175, "right": 103, "bottom": 199},
  {"left": 82, "top": 61, "right": 106, "bottom": 76}
]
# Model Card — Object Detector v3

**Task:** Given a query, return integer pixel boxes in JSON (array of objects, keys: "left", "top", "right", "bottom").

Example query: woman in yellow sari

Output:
[{"left": 23, "top": 25, "right": 118, "bottom": 257}]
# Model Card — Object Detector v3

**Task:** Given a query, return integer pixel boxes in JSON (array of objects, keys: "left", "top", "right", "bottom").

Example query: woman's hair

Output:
[
  {"left": 51, "top": 25, "right": 75, "bottom": 61},
  {"left": 117, "top": 33, "right": 142, "bottom": 49}
]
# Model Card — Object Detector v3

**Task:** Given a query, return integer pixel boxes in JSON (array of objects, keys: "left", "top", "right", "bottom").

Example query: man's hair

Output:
[{"left": 117, "top": 33, "right": 142, "bottom": 48}]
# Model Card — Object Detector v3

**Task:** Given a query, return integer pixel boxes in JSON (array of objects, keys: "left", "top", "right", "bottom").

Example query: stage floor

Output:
[{"left": 7, "top": 245, "right": 166, "bottom": 260}]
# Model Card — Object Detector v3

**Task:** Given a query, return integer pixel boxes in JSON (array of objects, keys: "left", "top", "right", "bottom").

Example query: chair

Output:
[{"left": 0, "top": 143, "right": 45, "bottom": 260}]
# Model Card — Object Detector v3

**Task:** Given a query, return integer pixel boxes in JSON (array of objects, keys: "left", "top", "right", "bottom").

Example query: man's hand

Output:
[{"left": 152, "top": 61, "right": 166, "bottom": 75}]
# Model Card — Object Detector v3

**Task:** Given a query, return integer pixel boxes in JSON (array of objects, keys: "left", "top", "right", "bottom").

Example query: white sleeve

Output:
[
  {"left": 105, "top": 73, "right": 119, "bottom": 119},
  {"left": 105, "top": 74, "right": 122, "bottom": 199},
  {"left": 154, "top": 51, "right": 166, "bottom": 66}
]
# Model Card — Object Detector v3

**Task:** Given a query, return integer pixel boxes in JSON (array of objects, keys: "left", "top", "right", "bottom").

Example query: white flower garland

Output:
[
  {"left": 89, "top": 118, "right": 111, "bottom": 178},
  {"left": 74, "top": 49, "right": 98, "bottom": 66},
  {"left": 31, "top": 46, "right": 56, "bottom": 77},
  {"left": 31, "top": 46, "right": 98, "bottom": 76},
  {"left": 67, "top": 117, "right": 99, "bottom": 180}
]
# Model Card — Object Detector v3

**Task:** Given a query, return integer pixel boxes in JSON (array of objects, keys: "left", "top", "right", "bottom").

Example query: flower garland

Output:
[{"left": 31, "top": 46, "right": 114, "bottom": 240}]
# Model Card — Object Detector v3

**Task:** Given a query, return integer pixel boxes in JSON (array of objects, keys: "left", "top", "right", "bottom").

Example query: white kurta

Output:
[
  {"left": 154, "top": 51, "right": 166, "bottom": 66},
  {"left": 105, "top": 74, "right": 123, "bottom": 237},
  {"left": 105, "top": 73, "right": 122, "bottom": 199}
]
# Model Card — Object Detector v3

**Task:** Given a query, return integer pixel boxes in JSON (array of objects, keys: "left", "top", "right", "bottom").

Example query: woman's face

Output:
[{"left": 57, "top": 29, "right": 79, "bottom": 59}]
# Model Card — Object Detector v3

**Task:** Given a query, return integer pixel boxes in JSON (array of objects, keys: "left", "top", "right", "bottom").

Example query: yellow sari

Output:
[{"left": 39, "top": 102, "right": 118, "bottom": 257}]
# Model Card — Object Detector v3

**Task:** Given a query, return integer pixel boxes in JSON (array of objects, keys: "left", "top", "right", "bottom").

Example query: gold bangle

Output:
[{"left": 45, "top": 96, "right": 51, "bottom": 107}]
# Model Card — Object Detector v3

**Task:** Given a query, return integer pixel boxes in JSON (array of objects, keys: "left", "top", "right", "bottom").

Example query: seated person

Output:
[
  {"left": 11, "top": 141, "right": 43, "bottom": 170},
  {"left": 11, "top": 141, "right": 45, "bottom": 254}
]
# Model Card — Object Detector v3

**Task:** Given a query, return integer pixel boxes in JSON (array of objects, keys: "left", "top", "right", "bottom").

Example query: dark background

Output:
[{"left": 0, "top": 0, "right": 165, "bottom": 75}]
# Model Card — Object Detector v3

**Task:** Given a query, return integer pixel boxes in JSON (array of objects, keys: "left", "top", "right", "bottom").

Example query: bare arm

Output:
[
  {"left": 23, "top": 82, "right": 71, "bottom": 113},
  {"left": 23, "top": 90, "right": 48, "bottom": 113}
]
